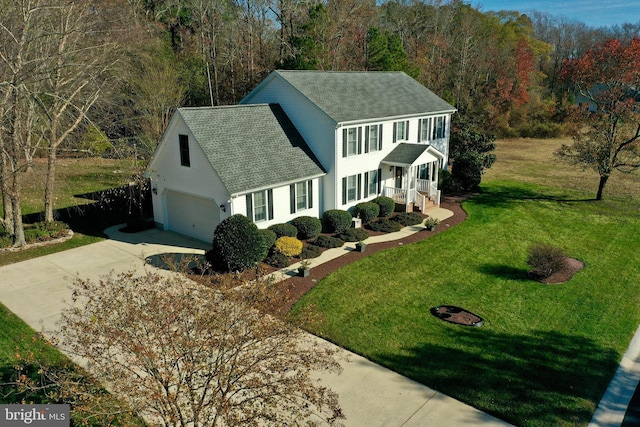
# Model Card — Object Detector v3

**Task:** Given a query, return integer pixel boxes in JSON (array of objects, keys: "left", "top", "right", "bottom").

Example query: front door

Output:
[{"left": 395, "top": 166, "right": 404, "bottom": 189}]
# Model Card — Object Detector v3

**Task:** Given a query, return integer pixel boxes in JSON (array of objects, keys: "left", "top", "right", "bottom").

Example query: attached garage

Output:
[{"left": 164, "top": 190, "right": 220, "bottom": 242}]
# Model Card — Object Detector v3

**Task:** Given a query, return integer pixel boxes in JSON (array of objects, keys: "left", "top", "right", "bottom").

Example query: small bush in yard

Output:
[
  {"left": 300, "top": 244, "right": 323, "bottom": 259},
  {"left": 321, "top": 210, "right": 352, "bottom": 234},
  {"left": 264, "top": 251, "right": 290, "bottom": 268},
  {"left": 268, "top": 223, "right": 298, "bottom": 238},
  {"left": 335, "top": 228, "right": 369, "bottom": 242},
  {"left": 206, "top": 214, "right": 268, "bottom": 272},
  {"left": 372, "top": 196, "right": 395, "bottom": 218},
  {"left": 353, "top": 202, "right": 380, "bottom": 224},
  {"left": 367, "top": 219, "right": 402, "bottom": 233},
  {"left": 391, "top": 212, "right": 423, "bottom": 226},
  {"left": 275, "top": 236, "right": 303, "bottom": 257},
  {"left": 526, "top": 243, "right": 567, "bottom": 278},
  {"left": 260, "top": 229, "right": 277, "bottom": 250},
  {"left": 312, "top": 235, "right": 345, "bottom": 249},
  {"left": 290, "top": 216, "right": 322, "bottom": 240}
]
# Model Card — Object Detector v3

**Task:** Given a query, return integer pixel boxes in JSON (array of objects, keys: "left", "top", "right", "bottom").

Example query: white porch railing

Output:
[
  {"left": 417, "top": 179, "right": 438, "bottom": 198},
  {"left": 384, "top": 187, "right": 406, "bottom": 204}
]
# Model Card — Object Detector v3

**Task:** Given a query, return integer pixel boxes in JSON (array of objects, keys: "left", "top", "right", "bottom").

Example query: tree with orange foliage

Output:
[{"left": 557, "top": 38, "right": 640, "bottom": 200}]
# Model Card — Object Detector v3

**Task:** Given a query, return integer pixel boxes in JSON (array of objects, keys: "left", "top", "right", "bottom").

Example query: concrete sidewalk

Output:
[{"left": 0, "top": 216, "right": 513, "bottom": 426}]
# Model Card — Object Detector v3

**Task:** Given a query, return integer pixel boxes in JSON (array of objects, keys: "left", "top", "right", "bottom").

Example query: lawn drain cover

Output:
[{"left": 431, "top": 305, "right": 484, "bottom": 327}]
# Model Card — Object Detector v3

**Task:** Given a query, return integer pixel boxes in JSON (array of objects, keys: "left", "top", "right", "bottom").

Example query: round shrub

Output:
[
  {"left": 366, "top": 219, "right": 402, "bottom": 233},
  {"left": 260, "top": 229, "right": 277, "bottom": 250},
  {"left": 264, "top": 251, "right": 290, "bottom": 268},
  {"left": 372, "top": 196, "right": 395, "bottom": 218},
  {"left": 206, "top": 214, "right": 268, "bottom": 272},
  {"left": 274, "top": 236, "right": 303, "bottom": 257},
  {"left": 526, "top": 243, "right": 566, "bottom": 279},
  {"left": 335, "top": 228, "right": 369, "bottom": 242},
  {"left": 321, "top": 209, "right": 352, "bottom": 234},
  {"left": 268, "top": 223, "right": 298, "bottom": 238},
  {"left": 290, "top": 216, "right": 322, "bottom": 240},
  {"left": 311, "top": 235, "right": 345, "bottom": 249},
  {"left": 391, "top": 212, "right": 424, "bottom": 226},
  {"left": 353, "top": 202, "right": 380, "bottom": 224},
  {"left": 300, "top": 244, "right": 323, "bottom": 259}
]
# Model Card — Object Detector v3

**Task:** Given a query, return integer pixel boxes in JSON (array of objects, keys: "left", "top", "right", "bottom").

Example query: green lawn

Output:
[{"left": 293, "top": 181, "right": 640, "bottom": 426}]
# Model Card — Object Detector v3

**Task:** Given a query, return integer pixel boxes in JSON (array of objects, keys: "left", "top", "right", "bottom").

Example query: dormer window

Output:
[{"left": 179, "top": 134, "right": 190, "bottom": 167}]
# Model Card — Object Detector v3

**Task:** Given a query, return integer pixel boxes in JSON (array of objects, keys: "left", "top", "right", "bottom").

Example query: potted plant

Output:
[
  {"left": 298, "top": 259, "right": 311, "bottom": 277},
  {"left": 355, "top": 241, "right": 367, "bottom": 252},
  {"left": 424, "top": 217, "right": 440, "bottom": 231}
]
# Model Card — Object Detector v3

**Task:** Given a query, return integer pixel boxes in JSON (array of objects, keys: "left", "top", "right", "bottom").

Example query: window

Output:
[
  {"left": 365, "top": 169, "right": 380, "bottom": 197},
  {"left": 419, "top": 118, "right": 432, "bottom": 142},
  {"left": 179, "top": 134, "right": 190, "bottom": 167},
  {"left": 417, "top": 164, "right": 430, "bottom": 180},
  {"left": 341, "top": 174, "right": 362, "bottom": 204},
  {"left": 342, "top": 127, "right": 361, "bottom": 157},
  {"left": 433, "top": 116, "right": 447, "bottom": 139},
  {"left": 365, "top": 125, "right": 382, "bottom": 152},
  {"left": 246, "top": 190, "right": 273, "bottom": 223},
  {"left": 290, "top": 180, "right": 313, "bottom": 214},
  {"left": 393, "top": 120, "right": 409, "bottom": 142}
]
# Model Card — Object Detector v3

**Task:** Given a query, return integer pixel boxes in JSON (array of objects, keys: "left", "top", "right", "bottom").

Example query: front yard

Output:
[{"left": 293, "top": 179, "right": 640, "bottom": 426}]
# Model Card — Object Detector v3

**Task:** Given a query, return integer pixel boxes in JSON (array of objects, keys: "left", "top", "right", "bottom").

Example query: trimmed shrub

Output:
[
  {"left": 268, "top": 223, "right": 298, "bottom": 238},
  {"left": 451, "top": 153, "right": 483, "bottom": 191},
  {"left": 206, "top": 214, "right": 268, "bottom": 272},
  {"left": 311, "top": 235, "right": 345, "bottom": 249},
  {"left": 290, "top": 216, "right": 322, "bottom": 240},
  {"left": 264, "top": 252, "right": 290, "bottom": 268},
  {"left": 260, "top": 229, "right": 277, "bottom": 250},
  {"left": 366, "top": 219, "right": 402, "bottom": 233},
  {"left": 300, "top": 244, "right": 323, "bottom": 259},
  {"left": 353, "top": 202, "right": 380, "bottom": 224},
  {"left": 321, "top": 209, "right": 352, "bottom": 234},
  {"left": 526, "top": 243, "right": 567, "bottom": 278},
  {"left": 391, "top": 212, "right": 424, "bottom": 226},
  {"left": 274, "top": 236, "right": 303, "bottom": 257},
  {"left": 372, "top": 196, "right": 395, "bottom": 218},
  {"left": 335, "top": 228, "right": 369, "bottom": 242}
]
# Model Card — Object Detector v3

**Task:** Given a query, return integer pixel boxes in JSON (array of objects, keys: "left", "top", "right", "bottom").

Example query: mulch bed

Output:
[
  {"left": 275, "top": 196, "right": 470, "bottom": 313},
  {"left": 529, "top": 257, "right": 585, "bottom": 284}
]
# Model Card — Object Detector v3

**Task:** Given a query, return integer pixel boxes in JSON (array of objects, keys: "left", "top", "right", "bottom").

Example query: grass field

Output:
[{"left": 293, "top": 138, "right": 640, "bottom": 426}]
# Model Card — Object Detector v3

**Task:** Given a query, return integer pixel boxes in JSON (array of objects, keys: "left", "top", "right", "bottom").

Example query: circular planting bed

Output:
[{"left": 430, "top": 305, "right": 484, "bottom": 327}]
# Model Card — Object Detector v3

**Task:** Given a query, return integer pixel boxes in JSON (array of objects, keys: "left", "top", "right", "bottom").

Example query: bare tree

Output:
[{"left": 59, "top": 268, "right": 344, "bottom": 426}]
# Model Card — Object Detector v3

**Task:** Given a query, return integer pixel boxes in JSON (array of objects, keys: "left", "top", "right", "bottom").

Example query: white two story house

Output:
[{"left": 148, "top": 70, "right": 456, "bottom": 242}]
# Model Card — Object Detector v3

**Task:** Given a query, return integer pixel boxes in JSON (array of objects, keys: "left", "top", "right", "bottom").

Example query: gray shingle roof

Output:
[
  {"left": 178, "top": 104, "right": 325, "bottom": 195},
  {"left": 273, "top": 70, "right": 456, "bottom": 123},
  {"left": 382, "top": 143, "right": 434, "bottom": 165}
]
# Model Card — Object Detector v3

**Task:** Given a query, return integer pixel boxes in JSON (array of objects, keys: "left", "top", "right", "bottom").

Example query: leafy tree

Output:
[
  {"left": 59, "top": 268, "right": 344, "bottom": 426},
  {"left": 449, "top": 116, "right": 496, "bottom": 191},
  {"left": 280, "top": 3, "right": 330, "bottom": 70},
  {"left": 557, "top": 37, "right": 640, "bottom": 200},
  {"left": 365, "top": 26, "right": 417, "bottom": 77}
]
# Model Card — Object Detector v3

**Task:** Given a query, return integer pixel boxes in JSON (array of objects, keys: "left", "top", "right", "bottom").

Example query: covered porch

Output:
[{"left": 381, "top": 144, "right": 443, "bottom": 213}]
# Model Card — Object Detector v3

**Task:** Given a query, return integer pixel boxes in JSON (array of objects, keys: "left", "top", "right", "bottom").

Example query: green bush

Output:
[
  {"left": 335, "top": 228, "right": 369, "bottom": 242},
  {"left": 451, "top": 153, "right": 483, "bottom": 191},
  {"left": 290, "top": 216, "right": 322, "bottom": 240},
  {"left": 206, "top": 214, "right": 268, "bottom": 272},
  {"left": 23, "top": 221, "right": 69, "bottom": 243},
  {"left": 353, "top": 202, "right": 380, "bottom": 224},
  {"left": 321, "top": 210, "right": 352, "bottom": 234},
  {"left": 260, "top": 229, "right": 277, "bottom": 250},
  {"left": 311, "top": 235, "right": 345, "bottom": 249},
  {"left": 300, "top": 244, "right": 323, "bottom": 259},
  {"left": 367, "top": 219, "right": 402, "bottom": 233},
  {"left": 391, "top": 212, "right": 423, "bottom": 226},
  {"left": 526, "top": 243, "right": 567, "bottom": 279},
  {"left": 372, "top": 196, "right": 395, "bottom": 218},
  {"left": 268, "top": 223, "right": 298, "bottom": 238},
  {"left": 274, "top": 236, "right": 303, "bottom": 257},
  {"left": 264, "top": 251, "right": 290, "bottom": 268}
]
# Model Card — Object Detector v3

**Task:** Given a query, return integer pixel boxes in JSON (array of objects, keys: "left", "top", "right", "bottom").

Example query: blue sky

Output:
[{"left": 472, "top": 0, "right": 640, "bottom": 28}]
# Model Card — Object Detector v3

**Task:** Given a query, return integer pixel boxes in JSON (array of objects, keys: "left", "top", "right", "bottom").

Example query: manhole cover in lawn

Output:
[{"left": 430, "top": 305, "right": 484, "bottom": 327}]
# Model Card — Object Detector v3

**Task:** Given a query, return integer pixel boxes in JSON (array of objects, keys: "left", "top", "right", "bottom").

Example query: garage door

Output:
[{"left": 164, "top": 190, "right": 220, "bottom": 242}]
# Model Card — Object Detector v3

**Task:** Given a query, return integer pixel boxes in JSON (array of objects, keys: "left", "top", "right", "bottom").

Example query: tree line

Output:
[{"left": 2, "top": 0, "right": 640, "bottom": 246}]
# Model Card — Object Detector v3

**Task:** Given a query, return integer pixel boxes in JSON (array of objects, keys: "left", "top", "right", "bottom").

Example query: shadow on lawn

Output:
[
  {"left": 478, "top": 264, "right": 530, "bottom": 281},
  {"left": 374, "top": 328, "right": 620, "bottom": 426},
  {"left": 474, "top": 183, "right": 597, "bottom": 209}
]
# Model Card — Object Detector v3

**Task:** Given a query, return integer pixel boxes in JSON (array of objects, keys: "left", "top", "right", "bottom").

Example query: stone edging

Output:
[{"left": 0, "top": 229, "right": 74, "bottom": 253}]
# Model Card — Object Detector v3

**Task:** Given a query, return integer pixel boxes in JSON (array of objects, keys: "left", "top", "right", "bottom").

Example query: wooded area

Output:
[{"left": 2, "top": 0, "right": 640, "bottom": 246}]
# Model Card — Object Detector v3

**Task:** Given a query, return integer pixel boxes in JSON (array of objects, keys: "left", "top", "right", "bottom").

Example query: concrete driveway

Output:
[{"left": 0, "top": 225, "right": 511, "bottom": 427}]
